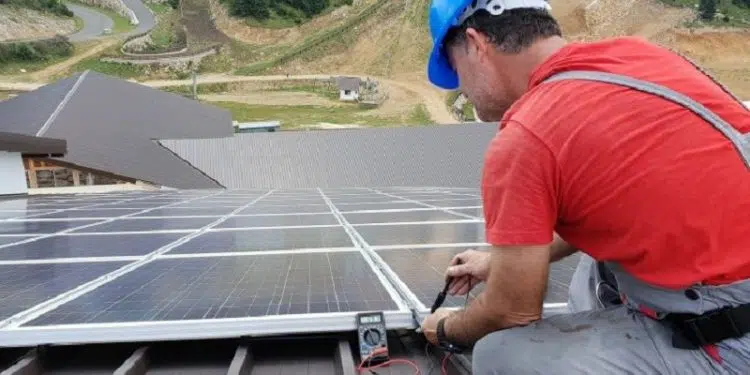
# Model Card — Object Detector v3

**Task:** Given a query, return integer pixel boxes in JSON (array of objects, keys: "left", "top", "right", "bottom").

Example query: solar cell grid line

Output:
[
  {"left": 367, "top": 188, "right": 481, "bottom": 220},
  {"left": 0, "top": 190, "right": 226, "bottom": 253},
  {"left": 7, "top": 191, "right": 178, "bottom": 220},
  {"left": 316, "top": 189, "right": 411, "bottom": 312},
  {"left": 0, "top": 190, "right": 276, "bottom": 330}
]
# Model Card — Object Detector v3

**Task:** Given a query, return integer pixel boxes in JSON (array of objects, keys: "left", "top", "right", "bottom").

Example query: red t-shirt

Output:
[{"left": 482, "top": 36, "right": 750, "bottom": 289}]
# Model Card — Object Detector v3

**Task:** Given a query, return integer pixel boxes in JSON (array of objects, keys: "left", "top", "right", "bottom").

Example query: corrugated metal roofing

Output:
[
  {"left": 159, "top": 123, "right": 498, "bottom": 189},
  {"left": 0, "top": 71, "right": 233, "bottom": 189}
]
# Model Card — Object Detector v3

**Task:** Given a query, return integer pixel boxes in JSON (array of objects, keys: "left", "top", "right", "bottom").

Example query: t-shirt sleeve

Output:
[{"left": 482, "top": 122, "right": 559, "bottom": 246}]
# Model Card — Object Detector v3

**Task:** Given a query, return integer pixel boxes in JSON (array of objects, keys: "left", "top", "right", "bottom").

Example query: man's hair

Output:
[{"left": 444, "top": 8, "right": 562, "bottom": 54}]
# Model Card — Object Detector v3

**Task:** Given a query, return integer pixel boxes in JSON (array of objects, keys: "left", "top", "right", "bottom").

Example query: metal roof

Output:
[
  {"left": 159, "top": 123, "right": 498, "bottom": 189},
  {"left": 336, "top": 76, "right": 361, "bottom": 92},
  {"left": 0, "top": 131, "right": 66, "bottom": 155},
  {"left": 0, "top": 71, "right": 233, "bottom": 189}
]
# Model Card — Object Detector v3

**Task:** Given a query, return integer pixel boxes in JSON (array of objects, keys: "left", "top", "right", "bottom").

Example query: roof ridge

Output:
[
  {"left": 154, "top": 139, "right": 226, "bottom": 189},
  {"left": 36, "top": 70, "right": 89, "bottom": 137}
]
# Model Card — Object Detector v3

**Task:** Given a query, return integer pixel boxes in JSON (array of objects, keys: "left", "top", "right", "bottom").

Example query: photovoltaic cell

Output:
[
  {"left": 336, "top": 202, "right": 426, "bottom": 212},
  {"left": 0, "top": 220, "right": 101, "bottom": 234},
  {"left": 215, "top": 214, "right": 340, "bottom": 229},
  {"left": 356, "top": 223, "right": 486, "bottom": 247},
  {"left": 134, "top": 207, "right": 233, "bottom": 217},
  {"left": 422, "top": 199, "right": 483, "bottom": 208},
  {"left": 238, "top": 205, "right": 332, "bottom": 215},
  {"left": 75, "top": 218, "right": 216, "bottom": 233},
  {"left": 0, "top": 236, "right": 32, "bottom": 247},
  {"left": 450, "top": 207, "right": 483, "bottom": 218},
  {"left": 0, "top": 233, "right": 187, "bottom": 260},
  {"left": 25, "top": 253, "right": 398, "bottom": 326},
  {"left": 343, "top": 210, "right": 466, "bottom": 224},
  {"left": 0, "top": 262, "right": 128, "bottom": 320},
  {"left": 167, "top": 227, "right": 353, "bottom": 254},
  {"left": 0, "top": 211, "right": 49, "bottom": 220},
  {"left": 376, "top": 248, "right": 580, "bottom": 308},
  {"left": 31, "top": 209, "right": 144, "bottom": 219}
]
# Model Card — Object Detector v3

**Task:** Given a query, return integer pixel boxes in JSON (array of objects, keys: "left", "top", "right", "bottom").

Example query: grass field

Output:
[
  {"left": 209, "top": 100, "right": 433, "bottom": 129},
  {"left": 70, "top": 58, "right": 146, "bottom": 78}
]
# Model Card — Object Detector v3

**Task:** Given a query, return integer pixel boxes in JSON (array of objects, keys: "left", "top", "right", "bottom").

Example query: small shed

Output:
[
  {"left": 234, "top": 121, "right": 281, "bottom": 133},
  {"left": 336, "top": 76, "right": 361, "bottom": 102},
  {"left": 0, "top": 131, "right": 66, "bottom": 196}
]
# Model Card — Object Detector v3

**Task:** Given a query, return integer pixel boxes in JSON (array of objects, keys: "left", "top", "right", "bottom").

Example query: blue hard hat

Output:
[{"left": 427, "top": 0, "right": 473, "bottom": 90}]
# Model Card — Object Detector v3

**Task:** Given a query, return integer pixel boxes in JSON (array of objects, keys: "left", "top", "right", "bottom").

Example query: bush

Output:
[
  {"left": 7, "top": 0, "right": 73, "bottom": 17},
  {"left": 699, "top": 0, "right": 717, "bottom": 20},
  {"left": 226, "top": 0, "right": 342, "bottom": 20},
  {"left": 0, "top": 36, "right": 74, "bottom": 64}
]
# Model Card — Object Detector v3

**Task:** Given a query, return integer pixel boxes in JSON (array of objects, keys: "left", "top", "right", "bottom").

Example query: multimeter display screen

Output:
[{"left": 360, "top": 315, "right": 381, "bottom": 324}]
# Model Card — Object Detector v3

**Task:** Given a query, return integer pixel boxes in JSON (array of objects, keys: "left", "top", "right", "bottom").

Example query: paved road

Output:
[
  {"left": 122, "top": 0, "right": 156, "bottom": 35},
  {"left": 67, "top": 3, "right": 114, "bottom": 42},
  {"left": 66, "top": 0, "right": 156, "bottom": 42}
]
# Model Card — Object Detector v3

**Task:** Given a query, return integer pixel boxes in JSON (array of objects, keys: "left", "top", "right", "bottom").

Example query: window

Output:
[{"left": 344, "top": 90, "right": 351, "bottom": 95}]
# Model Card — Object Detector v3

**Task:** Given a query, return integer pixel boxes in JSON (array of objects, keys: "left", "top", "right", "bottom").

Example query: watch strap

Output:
[{"left": 436, "top": 317, "right": 466, "bottom": 353}]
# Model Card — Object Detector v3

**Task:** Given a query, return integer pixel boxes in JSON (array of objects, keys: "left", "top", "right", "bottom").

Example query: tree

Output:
[{"left": 699, "top": 0, "right": 717, "bottom": 21}]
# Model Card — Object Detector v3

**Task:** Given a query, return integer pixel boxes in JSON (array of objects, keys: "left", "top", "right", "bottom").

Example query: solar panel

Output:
[
  {"left": 336, "top": 202, "right": 425, "bottom": 211},
  {"left": 355, "top": 222, "right": 486, "bottom": 247},
  {"left": 376, "top": 248, "right": 580, "bottom": 310},
  {"left": 28, "top": 209, "right": 145, "bottom": 219},
  {"left": 0, "top": 188, "right": 577, "bottom": 348},
  {"left": 0, "top": 233, "right": 187, "bottom": 260},
  {"left": 167, "top": 227, "right": 354, "bottom": 254},
  {"left": 343, "top": 210, "right": 468, "bottom": 224},
  {"left": 0, "top": 262, "right": 128, "bottom": 320},
  {"left": 75, "top": 217, "right": 216, "bottom": 233},
  {"left": 0, "top": 220, "right": 101, "bottom": 234},
  {"left": 239, "top": 205, "right": 332, "bottom": 215},
  {"left": 25, "top": 252, "right": 398, "bottom": 326},
  {"left": 215, "top": 214, "right": 340, "bottom": 229}
]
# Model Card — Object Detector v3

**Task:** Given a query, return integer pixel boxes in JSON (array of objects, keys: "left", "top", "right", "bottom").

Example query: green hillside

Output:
[{"left": 4, "top": 0, "right": 73, "bottom": 17}]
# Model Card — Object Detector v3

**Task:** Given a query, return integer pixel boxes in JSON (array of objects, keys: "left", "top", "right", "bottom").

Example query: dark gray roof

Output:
[
  {"left": 336, "top": 76, "right": 361, "bottom": 92},
  {"left": 0, "top": 71, "right": 233, "bottom": 189},
  {"left": 0, "top": 131, "right": 66, "bottom": 155},
  {"left": 0, "top": 74, "right": 79, "bottom": 136},
  {"left": 159, "top": 123, "right": 498, "bottom": 189}
]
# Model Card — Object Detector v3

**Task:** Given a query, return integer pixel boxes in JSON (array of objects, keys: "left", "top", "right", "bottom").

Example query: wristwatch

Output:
[{"left": 436, "top": 317, "right": 467, "bottom": 353}]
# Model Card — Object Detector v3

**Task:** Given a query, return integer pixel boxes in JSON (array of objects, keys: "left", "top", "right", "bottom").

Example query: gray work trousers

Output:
[{"left": 472, "top": 254, "right": 750, "bottom": 375}]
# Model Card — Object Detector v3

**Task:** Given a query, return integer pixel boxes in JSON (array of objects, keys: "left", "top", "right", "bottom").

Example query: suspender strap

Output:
[{"left": 542, "top": 70, "right": 750, "bottom": 170}]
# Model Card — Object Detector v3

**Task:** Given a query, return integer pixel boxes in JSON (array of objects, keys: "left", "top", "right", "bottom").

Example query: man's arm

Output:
[{"left": 441, "top": 243, "right": 551, "bottom": 346}]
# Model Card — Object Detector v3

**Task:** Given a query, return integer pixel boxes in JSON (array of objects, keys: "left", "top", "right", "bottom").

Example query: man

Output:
[{"left": 419, "top": 0, "right": 750, "bottom": 374}]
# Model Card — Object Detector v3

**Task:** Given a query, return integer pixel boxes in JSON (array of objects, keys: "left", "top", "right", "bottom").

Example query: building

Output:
[
  {"left": 336, "top": 76, "right": 361, "bottom": 102},
  {"left": 0, "top": 70, "right": 233, "bottom": 190},
  {"left": 0, "top": 131, "right": 66, "bottom": 195},
  {"left": 234, "top": 121, "right": 280, "bottom": 133}
]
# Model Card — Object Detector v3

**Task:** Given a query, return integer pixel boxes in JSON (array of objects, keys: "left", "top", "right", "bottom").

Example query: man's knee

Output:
[{"left": 472, "top": 328, "right": 536, "bottom": 375}]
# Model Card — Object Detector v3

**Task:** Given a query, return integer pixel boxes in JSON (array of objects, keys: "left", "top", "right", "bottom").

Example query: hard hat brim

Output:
[{"left": 427, "top": 46, "right": 459, "bottom": 90}]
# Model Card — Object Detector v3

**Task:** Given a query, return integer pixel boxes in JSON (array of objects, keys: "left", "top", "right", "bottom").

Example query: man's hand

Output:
[
  {"left": 420, "top": 308, "right": 454, "bottom": 345},
  {"left": 446, "top": 249, "right": 490, "bottom": 296}
]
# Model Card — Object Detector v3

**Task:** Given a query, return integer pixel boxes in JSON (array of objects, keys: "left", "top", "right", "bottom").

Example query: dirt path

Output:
[
  {"left": 29, "top": 38, "right": 119, "bottom": 82},
  {"left": 201, "top": 92, "right": 343, "bottom": 107}
]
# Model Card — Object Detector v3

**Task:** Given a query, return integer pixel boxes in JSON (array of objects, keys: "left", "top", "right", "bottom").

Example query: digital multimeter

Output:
[{"left": 356, "top": 312, "right": 389, "bottom": 364}]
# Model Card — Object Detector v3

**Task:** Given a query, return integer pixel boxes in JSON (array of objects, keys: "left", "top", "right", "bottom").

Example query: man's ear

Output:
[{"left": 464, "top": 28, "right": 490, "bottom": 61}]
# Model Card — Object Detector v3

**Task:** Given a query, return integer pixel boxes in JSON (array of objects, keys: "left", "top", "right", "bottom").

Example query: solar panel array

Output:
[{"left": 0, "top": 188, "right": 576, "bottom": 346}]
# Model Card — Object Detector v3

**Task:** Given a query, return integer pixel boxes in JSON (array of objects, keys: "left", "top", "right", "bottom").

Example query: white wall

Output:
[
  {"left": 0, "top": 152, "right": 28, "bottom": 195},
  {"left": 339, "top": 90, "right": 359, "bottom": 101}
]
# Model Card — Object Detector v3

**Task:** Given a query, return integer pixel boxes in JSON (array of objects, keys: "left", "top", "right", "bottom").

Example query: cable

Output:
[
  {"left": 441, "top": 353, "right": 452, "bottom": 375},
  {"left": 359, "top": 359, "right": 422, "bottom": 375},
  {"left": 357, "top": 348, "right": 421, "bottom": 375}
]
